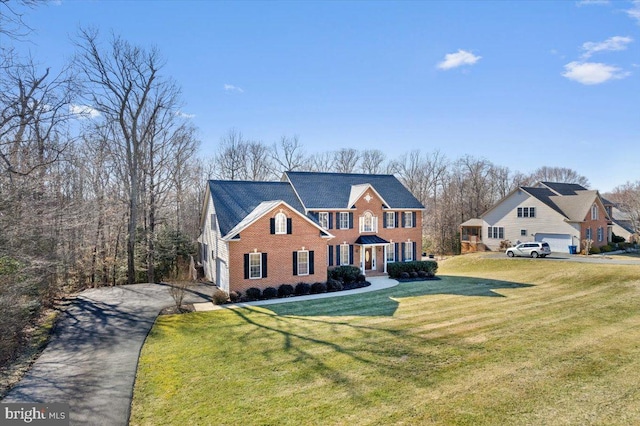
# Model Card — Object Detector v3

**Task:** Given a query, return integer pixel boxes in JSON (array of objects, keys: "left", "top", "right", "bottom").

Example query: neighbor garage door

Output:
[{"left": 535, "top": 233, "right": 572, "bottom": 253}]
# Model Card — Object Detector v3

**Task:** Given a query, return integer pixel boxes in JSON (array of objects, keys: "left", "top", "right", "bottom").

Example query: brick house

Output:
[
  {"left": 198, "top": 171, "right": 424, "bottom": 293},
  {"left": 460, "top": 181, "right": 613, "bottom": 254}
]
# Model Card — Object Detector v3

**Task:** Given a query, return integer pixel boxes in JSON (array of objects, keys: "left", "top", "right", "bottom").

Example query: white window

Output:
[
  {"left": 404, "top": 212, "right": 413, "bottom": 228},
  {"left": 517, "top": 207, "right": 536, "bottom": 218},
  {"left": 520, "top": 229, "right": 527, "bottom": 236},
  {"left": 318, "top": 212, "right": 329, "bottom": 229},
  {"left": 339, "top": 212, "right": 350, "bottom": 229},
  {"left": 297, "top": 250, "right": 309, "bottom": 276},
  {"left": 597, "top": 227, "right": 604, "bottom": 242},
  {"left": 386, "top": 211, "right": 395, "bottom": 228},
  {"left": 386, "top": 244, "right": 395, "bottom": 262},
  {"left": 340, "top": 244, "right": 350, "bottom": 265},
  {"left": 404, "top": 241, "right": 413, "bottom": 261},
  {"left": 275, "top": 212, "right": 287, "bottom": 234},
  {"left": 249, "top": 253, "right": 262, "bottom": 279},
  {"left": 586, "top": 228, "right": 592, "bottom": 240},
  {"left": 488, "top": 226, "right": 504, "bottom": 239},
  {"left": 360, "top": 211, "right": 377, "bottom": 233},
  {"left": 210, "top": 214, "right": 217, "bottom": 231},
  {"left": 591, "top": 204, "right": 599, "bottom": 220}
]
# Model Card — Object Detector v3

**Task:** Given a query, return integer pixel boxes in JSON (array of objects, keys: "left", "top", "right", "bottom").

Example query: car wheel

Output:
[
  {"left": 531, "top": 251, "right": 539, "bottom": 258},
  {"left": 507, "top": 251, "right": 514, "bottom": 257},
  {"left": 541, "top": 254, "right": 547, "bottom": 258}
]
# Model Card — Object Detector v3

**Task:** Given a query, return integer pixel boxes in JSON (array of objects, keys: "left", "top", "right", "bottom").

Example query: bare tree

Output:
[
  {"left": 270, "top": 135, "right": 307, "bottom": 176},
  {"left": 360, "top": 149, "right": 386, "bottom": 174},
  {"left": 214, "top": 128, "right": 248, "bottom": 180},
  {"left": 333, "top": 148, "right": 360, "bottom": 173},
  {"left": 308, "top": 151, "right": 334, "bottom": 172},
  {"left": 74, "top": 27, "right": 184, "bottom": 284},
  {"left": 246, "top": 140, "right": 272, "bottom": 181},
  {"left": 609, "top": 181, "right": 640, "bottom": 237},
  {"left": 527, "top": 166, "right": 590, "bottom": 187}
]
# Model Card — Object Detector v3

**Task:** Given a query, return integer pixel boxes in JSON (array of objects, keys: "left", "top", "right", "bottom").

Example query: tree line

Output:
[{"left": 209, "top": 130, "right": 600, "bottom": 253}]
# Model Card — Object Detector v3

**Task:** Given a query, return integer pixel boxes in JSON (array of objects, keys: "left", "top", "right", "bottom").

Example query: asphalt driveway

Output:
[
  {"left": 482, "top": 250, "right": 640, "bottom": 265},
  {"left": 2, "top": 283, "right": 213, "bottom": 425}
]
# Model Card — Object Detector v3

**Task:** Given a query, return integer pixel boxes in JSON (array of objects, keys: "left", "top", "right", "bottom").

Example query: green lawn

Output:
[{"left": 130, "top": 256, "right": 640, "bottom": 425}]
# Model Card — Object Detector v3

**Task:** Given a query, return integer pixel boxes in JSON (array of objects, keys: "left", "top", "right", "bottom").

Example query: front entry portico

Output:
[{"left": 355, "top": 235, "right": 390, "bottom": 276}]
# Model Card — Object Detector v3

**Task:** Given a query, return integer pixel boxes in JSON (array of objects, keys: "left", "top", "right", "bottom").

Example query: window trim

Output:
[
  {"left": 340, "top": 244, "right": 350, "bottom": 265},
  {"left": 249, "top": 252, "right": 262, "bottom": 279},
  {"left": 488, "top": 226, "right": 504, "bottom": 239},
  {"left": 386, "top": 243, "right": 395, "bottom": 262},
  {"left": 274, "top": 212, "right": 287, "bottom": 234},
  {"left": 404, "top": 241, "right": 414, "bottom": 261},
  {"left": 385, "top": 211, "right": 395, "bottom": 228},
  {"left": 339, "top": 212, "right": 350, "bottom": 230},
  {"left": 360, "top": 211, "right": 377, "bottom": 233},
  {"left": 591, "top": 204, "right": 599, "bottom": 220},
  {"left": 297, "top": 250, "right": 309, "bottom": 276},
  {"left": 517, "top": 207, "right": 536, "bottom": 218},
  {"left": 318, "top": 212, "right": 329, "bottom": 229},
  {"left": 404, "top": 211, "right": 413, "bottom": 228}
]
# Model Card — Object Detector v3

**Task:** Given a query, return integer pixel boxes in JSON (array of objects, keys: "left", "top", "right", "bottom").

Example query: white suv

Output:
[{"left": 505, "top": 242, "right": 551, "bottom": 258}]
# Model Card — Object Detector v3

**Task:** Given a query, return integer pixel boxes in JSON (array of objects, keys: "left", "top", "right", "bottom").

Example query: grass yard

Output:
[{"left": 130, "top": 255, "right": 640, "bottom": 425}]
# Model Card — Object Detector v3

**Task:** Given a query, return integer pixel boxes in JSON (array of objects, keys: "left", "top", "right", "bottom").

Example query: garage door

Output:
[{"left": 535, "top": 233, "right": 572, "bottom": 253}]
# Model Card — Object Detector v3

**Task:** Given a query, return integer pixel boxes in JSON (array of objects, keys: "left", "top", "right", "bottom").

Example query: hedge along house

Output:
[{"left": 199, "top": 171, "right": 425, "bottom": 294}]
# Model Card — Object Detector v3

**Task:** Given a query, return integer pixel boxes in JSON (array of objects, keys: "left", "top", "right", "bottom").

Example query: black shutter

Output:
[
  {"left": 395, "top": 243, "right": 399, "bottom": 261},
  {"left": 309, "top": 251, "right": 315, "bottom": 275},
  {"left": 349, "top": 245, "right": 354, "bottom": 264},
  {"left": 401, "top": 212, "right": 405, "bottom": 228},
  {"left": 401, "top": 243, "right": 406, "bottom": 261},
  {"left": 287, "top": 218, "right": 292, "bottom": 234},
  {"left": 336, "top": 245, "right": 341, "bottom": 265},
  {"left": 383, "top": 212, "right": 387, "bottom": 228},
  {"left": 270, "top": 218, "right": 275, "bottom": 234},
  {"left": 412, "top": 242, "right": 417, "bottom": 261},
  {"left": 395, "top": 213, "right": 399, "bottom": 228},
  {"left": 328, "top": 213, "right": 333, "bottom": 229},
  {"left": 244, "top": 254, "right": 249, "bottom": 279},
  {"left": 328, "top": 245, "right": 333, "bottom": 266},
  {"left": 293, "top": 251, "right": 298, "bottom": 275},
  {"left": 335, "top": 212, "right": 340, "bottom": 229},
  {"left": 349, "top": 212, "right": 354, "bottom": 229},
  {"left": 412, "top": 212, "right": 417, "bottom": 228},
  {"left": 262, "top": 253, "right": 268, "bottom": 278}
]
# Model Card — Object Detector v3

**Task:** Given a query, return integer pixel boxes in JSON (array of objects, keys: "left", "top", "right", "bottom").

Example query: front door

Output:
[{"left": 365, "top": 247, "right": 372, "bottom": 270}]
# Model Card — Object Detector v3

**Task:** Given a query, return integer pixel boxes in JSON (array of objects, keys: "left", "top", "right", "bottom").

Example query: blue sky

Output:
[{"left": 9, "top": 0, "right": 640, "bottom": 192}]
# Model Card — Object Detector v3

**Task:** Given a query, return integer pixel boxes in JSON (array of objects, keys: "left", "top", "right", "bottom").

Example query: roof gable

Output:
[
  {"left": 348, "top": 183, "right": 389, "bottom": 209},
  {"left": 285, "top": 171, "right": 424, "bottom": 210},
  {"left": 208, "top": 180, "right": 305, "bottom": 236}
]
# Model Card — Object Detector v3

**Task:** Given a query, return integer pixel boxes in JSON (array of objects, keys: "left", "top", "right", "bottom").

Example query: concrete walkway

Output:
[
  {"left": 2, "top": 283, "right": 214, "bottom": 426},
  {"left": 193, "top": 275, "right": 399, "bottom": 311}
]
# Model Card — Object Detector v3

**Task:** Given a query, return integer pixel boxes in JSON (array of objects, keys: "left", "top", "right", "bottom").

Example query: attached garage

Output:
[{"left": 535, "top": 233, "right": 572, "bottom": 253}]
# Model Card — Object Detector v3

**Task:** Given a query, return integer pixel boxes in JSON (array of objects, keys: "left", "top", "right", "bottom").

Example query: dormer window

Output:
[{"left": 591, "top": 204, "right": 598, "bottom": 220}]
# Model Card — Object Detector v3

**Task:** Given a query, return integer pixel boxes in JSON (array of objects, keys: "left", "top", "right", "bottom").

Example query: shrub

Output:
[
  {"left": 328, "top": 265, "right": 361, "bottom": 283},
  {"left": 326, "top": 278, "right": 343, "bottom": 292},
  {"left": 229, "top": 291, "right": 242, "bottom": 302},
  {"left": 409, "top": 271, "right": 419, "bottom": 279},
  {"left": 589, "top": 246, "right": 601, "bottom": 255},
  {"left": 387, "top": 261, "right": 438, "bottom": 279},
  {"left": 262, "top": 287, "right": 278, "bottom": 299},
  {"left": 418, "top": 270, "right": 428, "bottom": 278},
  {"left": 310, "top": 282, "right": 327, "bottom": 294},
  {"left": 356, "top": 274, "right": 366, "bottom": 283},
  {"left": 278, "top": 284, "right": 294, "bottom": 298},
  {"left": 600, "top": 244, "right": 612, "bottom": 253},
  {"left": 212, "top": 288, "right": 229, "bottom": 305},
  {"left": 400, "top": 272, "right": 410, "bottom": 279},
  {"left": 295, "top": 282, "right": 311, "bottom": 296},
  {"left": 245, "top": 287, "right": 261, "bottom": 301}
]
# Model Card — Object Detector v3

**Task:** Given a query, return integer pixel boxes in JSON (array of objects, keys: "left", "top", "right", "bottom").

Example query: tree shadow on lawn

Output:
[{"left": 266, "top": 276, "right": 535, "bottom": 317}]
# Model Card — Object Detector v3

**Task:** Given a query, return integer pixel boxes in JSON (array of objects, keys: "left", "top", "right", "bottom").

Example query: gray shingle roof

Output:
[
  {"left": 285, "top": 171, "right": 424, "bottom": 210},
  {"left": 540, "top": 181, "right": 588, "bottom": 195},
  {"left": 521, "top": 187, "right": 568, "bottom": 218},
  {"left": 208, "top": 180, "right": 305, "bottom": 236}
]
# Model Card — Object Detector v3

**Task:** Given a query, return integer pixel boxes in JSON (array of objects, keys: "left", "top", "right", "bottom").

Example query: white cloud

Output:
[
  {"left": 562, "top": 61, "right": 630, "bottom": 85},
  {"left": 224, "top": 84, "right": 244, "bottom": 93},
  {"left": 627, "top": 0, "right": 640, "bottom": 24},
  {"left": 70, "top": 104, "right": 100, "bottom": 119},
  {"left": 581, "top": 36, "right": 633, "bottom": 58},
  {"left": 437, "top": 49, "right": 481, "bottom": 70},
  {"left": 176, "top": 111, "right": 196, "bottom": 119}
]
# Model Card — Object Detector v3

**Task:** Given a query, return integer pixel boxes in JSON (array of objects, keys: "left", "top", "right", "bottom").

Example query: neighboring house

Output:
[
  {"left": 199, "top": 171, "right": 424, "bottom": 293},
  {"left": 460, "top": 182, "right": 613, "bottom": 254},
  {"left": 602, "top": 198, "right": 639, "bottom": 243}
]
